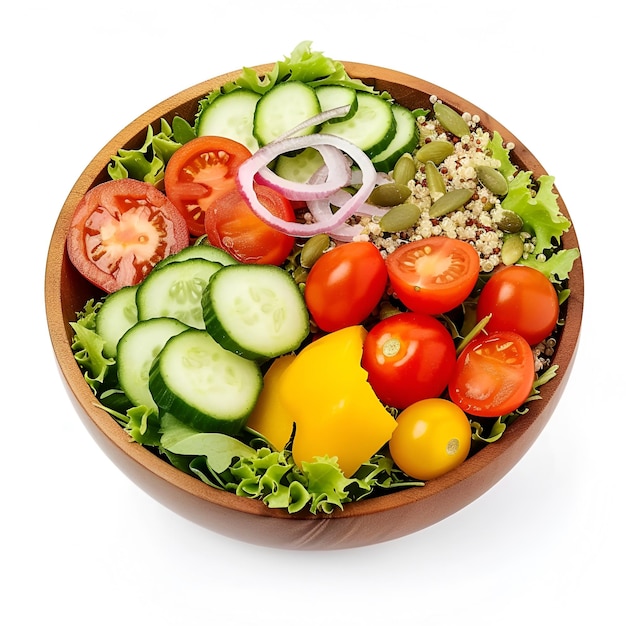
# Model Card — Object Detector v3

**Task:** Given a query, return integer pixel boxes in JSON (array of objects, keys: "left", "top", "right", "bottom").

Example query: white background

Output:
[{"left": 3, "top": 1, "right": 622, "bottom": 623}]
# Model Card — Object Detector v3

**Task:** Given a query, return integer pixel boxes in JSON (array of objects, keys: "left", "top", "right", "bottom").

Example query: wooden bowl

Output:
[{"left": 45, "top": 62, "right": 584, "bottom": 550}]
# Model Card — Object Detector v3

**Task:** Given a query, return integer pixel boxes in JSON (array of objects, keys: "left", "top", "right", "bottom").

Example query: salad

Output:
[{"left": 67, "top": 42, "right": 580, "bottom": 515}]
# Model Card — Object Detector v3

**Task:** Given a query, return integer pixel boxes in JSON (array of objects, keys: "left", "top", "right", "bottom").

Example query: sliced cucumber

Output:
[
  {"left": 117, "top": 317, "right": 189, "bottom": 411},
  {"left": 149, "top": 328, "right": 263, "bottom": 434},
  {"left": 315, "top": 85, "right": 358, "bottom": 123},
  {"left": 320, "top": 91, "right": 396, "bottom": 158},
  {"left": 274, "top": 146, "right": 325, "bottom": 183},
  {"left": 253, "top": 81, "right": 321, "bottom": 145},
  {"left": 196, "top": 89, "right": 261, "bottom": 153},
  {"left": 153, "top": 243, "right": 238, "bottom": 271},
  {"left": 371, "top": 104, "right": 420, "bottom": 172},
  {"left": 95, "top": 285, "right": 138, "bottom": 358},
  {"left": 202, "top": 264, "right": 309, "bottom": 361},
  {"left": 136, "top": 258, "right": 222, "bottom": 329}
]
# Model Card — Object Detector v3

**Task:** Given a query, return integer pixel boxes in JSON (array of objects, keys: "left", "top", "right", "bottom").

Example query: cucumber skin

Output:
[
  {"left": 371, "top": 104, "right": 420, "bottom": 172},
  {"left": 149, "top": 329, "right": 262, "bottom": 434}
]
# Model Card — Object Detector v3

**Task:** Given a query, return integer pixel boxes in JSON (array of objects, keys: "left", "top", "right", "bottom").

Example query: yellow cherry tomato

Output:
[{"left": 389, "top": 398, "right": 471, "bottom": 480}]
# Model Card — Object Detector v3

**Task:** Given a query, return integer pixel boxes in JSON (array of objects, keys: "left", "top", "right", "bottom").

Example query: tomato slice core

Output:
[{"left": 66, "top": 179, "right": 189, "bottom": 293}]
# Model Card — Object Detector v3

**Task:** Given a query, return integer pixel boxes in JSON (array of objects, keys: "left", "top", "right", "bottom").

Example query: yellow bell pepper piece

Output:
[
  {"left": 246, "top": 354, "right": 296, "bottom": 451},
  {"left": 277, "top": 325, "right": 397, "bottom": 477}
]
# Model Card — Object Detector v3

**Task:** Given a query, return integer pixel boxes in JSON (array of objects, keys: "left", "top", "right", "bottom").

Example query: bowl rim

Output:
[{"left": 45, "top": 61, "right": 584, "bottom": 526}]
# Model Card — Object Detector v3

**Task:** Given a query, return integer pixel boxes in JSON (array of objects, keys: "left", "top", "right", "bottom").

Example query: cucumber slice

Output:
[
  {"left": 153, "top": 243, "right": 238, "bottom": 271},
  {"left": 196, "top": 89, "right": 261, "bottom": 153},
  {"left": 117, "top": 317, "right": 189, "bottom": 411},
  {"left": 371, "top": 104, "right": 420, "bottom": 172},
  {"left": 274, "top": 146, "right": 325, "bottom": 183},
  {"left": 315, "top": 85, "right": 358, "bottom": 123},
  {"left": 320, "top": 92, "right": 396, "bottom": 158},
  {"left": 136, "top": 258, "right": 222, "bottom": 329},
  {"left": 202, "top": 264, "right": 310, "bottom": 361},
  {"left": 253, "top": 81, "right": 321, "bottom": 146},
  {"left": 95, "top": 285, "right": 138, "bottom": 358},
  {"left": 149, "top": 328, "right": 263, "bottom": 434}
]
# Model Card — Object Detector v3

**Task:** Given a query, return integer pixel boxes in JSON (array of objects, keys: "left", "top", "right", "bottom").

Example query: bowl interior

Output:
[{"left": 45, "top": 62, "right": 584, "bottom": 549}]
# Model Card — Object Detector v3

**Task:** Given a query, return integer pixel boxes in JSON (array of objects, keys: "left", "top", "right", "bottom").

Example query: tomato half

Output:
[
  {"left": 66, "top": 179, "right": 189, "bottom": 293},
  {"left": 448, "top": 330, "right": 535, "bottom": 417},
  {"left": 304, "top": 241, "right": 388, "bottom": 332},
  {"left": 389, "top": 398, "right": 472, "bottom": 480},
  {"left": 361, "top": 312, "right": 456, "bottom": 409},
  {"left": 164, "top": 136, "right": 252, "bottom": 236},
  {"left": 476, "top": 265, "right": 560, "bottom": 345},
  {"left": 386, "top": 237, "right": 480, "bottom": 315},
  {"left": 204, "top": 183, "right": 296, "bottom": 265}
]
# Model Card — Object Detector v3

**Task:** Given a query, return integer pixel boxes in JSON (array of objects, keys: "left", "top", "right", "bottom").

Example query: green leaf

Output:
[
  {"left": 520, "top": 246, "right": 581, "bottom": 282},
  {"left": 160, "top": 413, "right": 255, "bottom": 473},
  {"left": 502, "top": 172, "right": 571, "bottom": 253},
  {"left": 70, "top": 300, "right": 114, "bottom": 392},
  {"left": 488, "top": 130, "right": 517, "bottom": 180}
]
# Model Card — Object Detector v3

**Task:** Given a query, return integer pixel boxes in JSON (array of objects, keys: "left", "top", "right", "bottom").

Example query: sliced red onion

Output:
[
  {"left": 237, "top": 133, "right": 378, "bottom": 237},
  {"left": 254, "top": 144, "right": 351, "bottom": 200}
]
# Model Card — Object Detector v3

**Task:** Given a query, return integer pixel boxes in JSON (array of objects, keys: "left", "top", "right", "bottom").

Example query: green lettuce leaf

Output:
[
  {"left": 70, "top": 300, "right": 113, "bottom": 392},
  {"left": 488, "top": 130, "right": 517, "bottom": 180},
  {"left": 502, "top": 171, "right": 571, "bottom": 253},
  {"left": 107, "top": 116, "right": 193, "bottom": 184}
]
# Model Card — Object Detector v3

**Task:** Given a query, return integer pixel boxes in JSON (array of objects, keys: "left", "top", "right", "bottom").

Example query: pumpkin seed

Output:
[
  {"left": 433, "top": 101, "right": 470, "bottom": 138},
  {"left": 425, "top": 161, "right": 447, "bottom": 197},
  {"left": 429, "top": 188, "right": 473, "bottom": 218},
  {"left": 476, "top": 165, "right": 508, "bottom": 196},
  {"left": 501, "top": 234, "right": 524, "bottom": 265},
  {"left": 368, "top": 182, "right": 412, "bottom": 207},
  {"left": 495, "top": 209, "right": 523, "bottom": 233},
  {"left": 300, "top": 233, "right": 330, "bottom": 268},
  {"left": 414, "top": 140, "right": 454, "bottom": 165},
  {"left": 379, "top": 203, "right": 421, "bottom": 233},
  {"left": 392, "top": 153, "right": 417, "bottom": 186}
]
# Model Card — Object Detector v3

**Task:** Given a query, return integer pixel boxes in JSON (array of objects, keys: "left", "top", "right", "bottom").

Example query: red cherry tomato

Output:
[
  {"left": 476, "top": 265, "right": 560, "bottom": 345},
  {"left": 386, "top": 237, "right": 480, "bottom": 315},
  {"left": 164, "top": 136, "right": 252, "bottom": 236},
  {"left": 361, "top": 312, "right": 456, "bottom": 409},
  {"left": 204, "top": 184, "right": 296, "bottom": 265},
  {"left": 66, "top": 179, "right": 189, "bottom": 293},
  {"left": 448, "top": 330, "right": 535, "bottom": 417},
  {"left": 304, "top": 241, "right": 388, "bottom": 332}
]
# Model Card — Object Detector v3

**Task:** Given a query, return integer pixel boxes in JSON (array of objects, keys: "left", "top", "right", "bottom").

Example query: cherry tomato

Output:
[
  {"left": 476, "top": 265, "right": 560, "bottom": 345},
  {"left": 448, "top": 330, "right": 535, "bottom": 417},
  {"left": 389, "top": 398, "right": 472, "bottom": 480},
  {"left": 66, "top": 179, "right": 189, "bottom": 293},
  {"left": 304, "top": 241, "right": 388, "bottom": 332},
  {"left": 361, "top": 312, "right": 456, "bottom": 409},
  {"left": 386, "top": 237, "right": 480, "bottom": 315},
  {"left": 164, "top": 136, "right": 252, "bottom": 236},
  {"left": 204, "top": 184, "right": 296, "bottom": 265}
]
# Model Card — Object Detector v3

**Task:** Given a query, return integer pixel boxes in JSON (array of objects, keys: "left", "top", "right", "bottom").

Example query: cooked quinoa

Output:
[{"left": 351, "top": 96, "right": 537, "bottom": 273}]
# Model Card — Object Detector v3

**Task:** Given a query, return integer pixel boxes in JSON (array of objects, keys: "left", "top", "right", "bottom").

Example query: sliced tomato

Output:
[
  {"left": 204, "top": 183, "right": 296, "bottom": 265},
  {"left": 164, "top": 136, "right": 252, "bottom": 236},
  {"left": 66, "top": 179, "right": 189, "bottom": 293},
  {"left": 386, "top": 237, "right": 480, "bottom": 315},
  {"left": 448, "top": 330, "right": 535, "bottom": 417}
]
